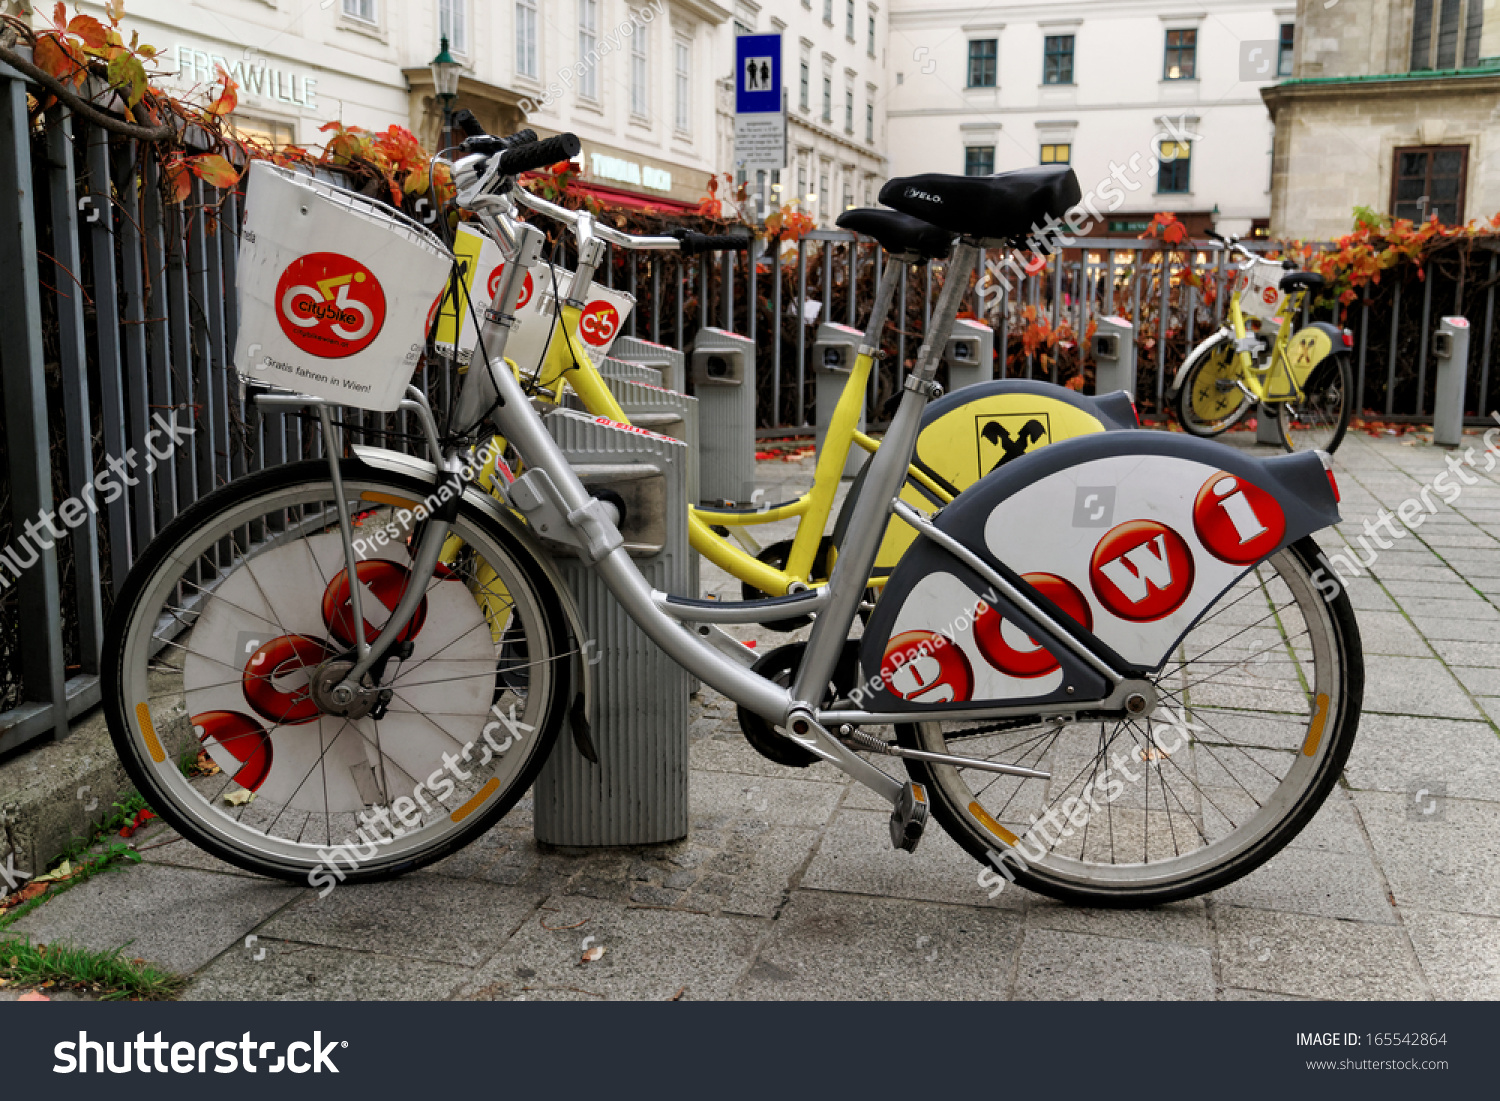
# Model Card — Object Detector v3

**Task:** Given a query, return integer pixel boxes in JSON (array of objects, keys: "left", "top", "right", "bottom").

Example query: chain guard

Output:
[
  {"left": 741, "top": 538, "right": 836, "bottom": 632},
  {"left": 736, "top": 640, "right": 861, "bottom": 768}
]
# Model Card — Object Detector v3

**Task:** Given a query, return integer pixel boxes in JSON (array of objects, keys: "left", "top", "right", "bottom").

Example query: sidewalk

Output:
[{"left": 6, "top": 429, "right": 1500, "bottom": 1000}]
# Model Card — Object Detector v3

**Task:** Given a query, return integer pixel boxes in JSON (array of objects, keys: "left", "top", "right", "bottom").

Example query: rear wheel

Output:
[
  {"left": 102, "top": 459, "right": 571, "bottom": 886},
  {"left": 899, "top": 537, "right": 1362, "bottom": 907},
  {"left": 1278, "top": 352, "right": 1352, "bottom": 454},
  {"left": 1173, "top": 332, "right": 1253, "bottom": 437}
]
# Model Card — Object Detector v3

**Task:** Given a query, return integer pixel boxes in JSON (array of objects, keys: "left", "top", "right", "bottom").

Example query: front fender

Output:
[
  {"left": 350, "top": 445, "right": 594, "bottom": 734},
  {"left": 1168, "top": 328, "right": 1231, "bottom": 398},
  {"left": 860, "top": 432, "right": 1341, "bottom": 713}
]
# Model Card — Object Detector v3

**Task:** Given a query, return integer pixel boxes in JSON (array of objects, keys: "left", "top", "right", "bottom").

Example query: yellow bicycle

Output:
[{"left": 1169, "top": 230, "right": 1353, "bottom": 453}]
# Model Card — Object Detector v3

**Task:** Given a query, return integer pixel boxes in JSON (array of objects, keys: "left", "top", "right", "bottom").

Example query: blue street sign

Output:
[{"left": 735, "top": 34, "right": 781, "bottom": 114}]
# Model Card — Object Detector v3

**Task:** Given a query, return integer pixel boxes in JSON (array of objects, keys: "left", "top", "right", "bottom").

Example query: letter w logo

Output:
[{"left": 1098, "top": 535, "right": 1175, "bottom": 603}]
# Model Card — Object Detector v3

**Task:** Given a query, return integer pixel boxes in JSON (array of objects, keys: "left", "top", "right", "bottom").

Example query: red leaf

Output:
[
  {"left": 119, "top": 808, "right": 156, "bottom": 838},
  {"left": 32, "top": 36, "right": 75, "bottom": 81},
  {"left": 67, "top": 14, "right": 109, "bottom": 49},
  {"left": 162, "top": 160, "right": 192, "bottom": 203}
]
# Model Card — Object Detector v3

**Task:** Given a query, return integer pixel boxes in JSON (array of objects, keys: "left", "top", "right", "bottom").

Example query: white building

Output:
[
  {"left": 884, "top": 0, "right": 1298, "bottom": 238},
  {"left": 715, "top": 0, "right": 890, "bottom": 226}
]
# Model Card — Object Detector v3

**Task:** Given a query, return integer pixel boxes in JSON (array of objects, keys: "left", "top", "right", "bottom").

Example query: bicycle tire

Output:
[
  {"left": 1278, "top": 352, "right": 1353, "bottom": 455},
  {"left": 1172, "top": 331, "right": 1254, "bottom": 437}
]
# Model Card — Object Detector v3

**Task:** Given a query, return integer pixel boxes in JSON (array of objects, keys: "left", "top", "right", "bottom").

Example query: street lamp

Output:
[{"left": 429, "top": 36, "right": 461, "bottom": 150}]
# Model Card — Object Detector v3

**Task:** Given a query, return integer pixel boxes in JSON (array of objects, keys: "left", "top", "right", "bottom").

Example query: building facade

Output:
[
  {"left": 1263, "top": 0, "right": 1500, "bottom": 240},
  {"left": 883, "top": 0, "right": 1297, "bottom": 238}
]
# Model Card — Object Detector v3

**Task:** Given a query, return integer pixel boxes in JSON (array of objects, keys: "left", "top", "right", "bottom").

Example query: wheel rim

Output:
[
  {"left": 915, "top": 546, "right": 1343, "bottom": 893},
  {"left": 1186, "top": 342, "right": 1248, "bottom": 429},
  {"left": 1282, "top": 359, "right": 1347, "bottom": 452},
  {"left": 116, "top": 476, "right": 558, "bottom": 875}
]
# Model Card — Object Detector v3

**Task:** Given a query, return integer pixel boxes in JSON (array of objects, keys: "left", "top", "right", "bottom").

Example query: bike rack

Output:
[
  {"left": 1432, "top": 317, "right": 1472, "bottom": 449},
  {"left": 690, "top": 327, "right": 758, "bottom": 505},
  {"left": 612, "top": 334, "right": 687, "bottom": 392},
  {"left": 1093, "top": 316, "right": 1136, "bottom": 397},
  {"left": 942, "top": 318, "right": 995, "bottom": 393}
]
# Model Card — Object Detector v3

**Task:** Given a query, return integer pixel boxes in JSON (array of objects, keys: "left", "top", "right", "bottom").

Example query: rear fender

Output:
[{"left": 859, "top": 432, "right": 1341, "bottom": 714}]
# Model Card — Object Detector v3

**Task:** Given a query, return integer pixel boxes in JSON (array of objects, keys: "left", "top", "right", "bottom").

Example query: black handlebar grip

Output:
[
  {"left": 670, "top": 229, "right": 752, "bottom": 254},
  {"left": 461, "top": 127, "right": 537, "bottom": 155},
  {"left": 498, "top": 132, "right": 582, "bottom": 177},
  {"left": 453, "top": 109, "right": 486, "bottom": 138}
]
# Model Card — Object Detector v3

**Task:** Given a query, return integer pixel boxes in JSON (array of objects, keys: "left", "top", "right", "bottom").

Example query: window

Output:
[
  {"left": 674, "top": 40, "right": 691, "bottom": 131},
  {"left": 865, "top": 99, "right": 874, "bottom": 142},
  {"left": 1157, "top": 140, "right": 1191, "bottom": 192},
  {"left": 439, "top": 0, "right": 466, "bottom": 53},
  {"left": 1410, "top": 0, "right": 1483, "bottom": 70},
  {"left": 868, "top": 11, "right": 876, "bottom": 57},
  {"left": 1040, "top": 143, "right": 1071, "bottom": 164},
  {"left": 515, "top": 0, "right": 538, "bottom": 78},
  {"left": 578, "top": 0, "right": 598, "bottom": 99},
  {"left": 630, "top": 21, "right": 648, "bottom": 117},
  {"left": 823, "top": 0, "right": 832, "bottom": 24},
  {"left": 342, "top": 0, "right": 376, "bottom": 22},
  {"left": 843, "top": 174, "right": 853, "bottom": 211},
  {"left": 965, "top": 146, "right": 994, "bottom": 176},
  {"left": 1043, "top": 35, "right": 1074, "bottom": 84},
  {"left": 1277, "top": 23, "right": 1294, "bottom": 77},
  {"left": 819, "top": 170, "right": 830, "bottom": 217},
  {"left": 797, "top": 162, "right": 808, "bottom": 204},
  {"left": 844, "top": 83, "right": 853, "bottom": 131},
  {"left": 800, "top": 57, "right": 809, "bottom": 110},
  {"left": 822, "top": 73, "right": 831, "bottom": 121},
  {"left": 1391, "top": 145, "right": 1468, "bottom": 224},
  {"left": 968, "top": 39, "right": 997, "bottom": 88},
  {"left": 1164, "top": 29, "right": 1196, "bottom": 79},
  {"left": 846, "top": 0, "right": 855, "bottom": 39}
]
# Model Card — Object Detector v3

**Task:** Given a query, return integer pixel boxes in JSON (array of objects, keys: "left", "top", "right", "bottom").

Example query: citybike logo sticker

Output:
[
  {"left": 974, "top": 574, "right": 1092, "bottom": 678},
  {"left": 275, "top": 252, "right": 387, "bottom": 359},
  {"left": 1262, "top": 284, "right": 1280, "bottom": 306},
  {"left": 488, "top": 263, "right": 535, "bottom": 309},
  {"left": 1193, "top": 472, "right": 1286, "bottom": 565},
  {"left": 1089, "top": 519, "right": 1195, "bottom": 622},
  {"left": 880, "top": 629, "right": 974, "bottom": 705},
  {"left": 578, "top": 300, "right": 620, "bottom": 347}
]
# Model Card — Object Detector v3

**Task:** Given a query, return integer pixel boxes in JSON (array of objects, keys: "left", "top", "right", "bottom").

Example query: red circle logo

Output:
[
  {"left": 578, "top": 300, "right": 620, "bottom": 347},
  {"left": 1262, "top": 285, "right": 1279, "bottom": 306},
  {"left": 321, "top": 560, "right": 428, "bottom": 648},
  {"left": 973, "top": 574, "right": 1093, "bottom": 677},
  {"left": 1193, "top": 472, "right": 1286, "bottom": 565},
  {"left": 879, "top": 630, "right": 973, "bottom": 705},
  {"left": 191, "top": 710, "right": 273, "bottom": 791},
  {"left": 275, "top": 252, "right": 386, "bottom": 359},
  {"left": 240, "top": 635, "right": 335, "bottom": 727},
  {"left": 1089, "top": 520, "right": 1195, "bottom": 622},
  {"left": 488, "top": 264, "right": 535, "bottom": 309}
]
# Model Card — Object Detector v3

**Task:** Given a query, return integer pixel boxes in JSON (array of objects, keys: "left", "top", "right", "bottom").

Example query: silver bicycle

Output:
[{"left": 102, "top": 128, "right": 1363, "bottom": 907}]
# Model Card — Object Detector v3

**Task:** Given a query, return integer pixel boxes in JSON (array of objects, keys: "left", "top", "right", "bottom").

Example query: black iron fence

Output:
[{"left": 2, "top": 52, "right": 1497, "bottom": 756}]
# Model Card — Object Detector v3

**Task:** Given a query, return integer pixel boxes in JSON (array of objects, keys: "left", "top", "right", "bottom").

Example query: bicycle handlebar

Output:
[
  {"left": 496, "top": 132, "right": 581, "bottom": 177},
  {"left": 669, "top": 228, "right": 752, "bottom": 254}
]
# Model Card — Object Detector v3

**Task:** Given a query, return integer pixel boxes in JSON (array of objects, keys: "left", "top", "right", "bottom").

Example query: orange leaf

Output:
[
  {"left": 163, "top": 160, "right": 192, "bottom": 203},
  {"left": 190, "top": 154, "right": 240, "bottom": 189},
  {"left": 32, "top": 36, "right": 76, "bottom": 81},
  {"left": 205, "top": 65, "right": 238, "bottom": 116},
  {"left": 51, "top": 2, "right": 67, "bottom": 32},
  {"left": 67, "top": 13, "right": 110, "bottom": 49}
]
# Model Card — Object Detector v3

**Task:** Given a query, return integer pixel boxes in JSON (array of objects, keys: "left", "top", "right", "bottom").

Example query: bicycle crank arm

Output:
[
  {"left": 785, "top": 709, "right": 904, "bottom": 806},
  {"left": 841, "top": 726, "right": 1051, "bottom": 779}
]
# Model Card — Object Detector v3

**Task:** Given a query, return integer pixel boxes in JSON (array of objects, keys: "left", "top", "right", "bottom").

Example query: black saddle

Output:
[
  {"left": 1279, "top": 271, "right": 1324, "bottom": 293},
  {"left": 835, "top": 208, "right": 957, "bottom": 260},
  {"left": 878, "top": 165, "right": 1082, "bottom": 245}
]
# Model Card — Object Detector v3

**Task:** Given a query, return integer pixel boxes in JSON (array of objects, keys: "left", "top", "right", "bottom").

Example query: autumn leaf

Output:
[
  {"left": 107, "top": 0, "right": 126, "bottom": 21},
  {"left": 106, "top": 50, "right": 147, "bottom": 107},
  {"left": 162, "top": 158, "right": 192, "bottom": 203},
  {"left": 33, "top": 36, "right": 78, "bottom": 83},
  {"left": 51, "top": 1, "right": 68, "bottom": 32},
  {"left": 205, "top": 64, "right": 238, "bottom": 116},
  {"left": 67, "top": 14, "right": 110, "bottom": 48}
]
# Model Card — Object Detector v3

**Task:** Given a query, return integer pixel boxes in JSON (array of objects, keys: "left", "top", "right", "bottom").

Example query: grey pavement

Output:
[{"left": 8, "top": 428, "right": 1500, "bottom": 1000}]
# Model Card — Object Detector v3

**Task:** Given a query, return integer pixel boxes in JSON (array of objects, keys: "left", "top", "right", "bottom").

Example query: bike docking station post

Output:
[
  {"left": 814, "top": 322, "right": 867, "bottom": 479},
  {"left": 533, "top": 409, "right": 692, "bottom": 846},
  {"left": 690, "top": 327, "right": 758, "bottom": 505},
  {"left": 942, "top": 318, "right": 995, "bottom": 392},
  {"left": 1256, "top": 404, "right": 1283, "bottom": 445},
  {"left": 1432, "top": 316, "right": 1472, "bottom": 449},
  {"left": 612, "top": 334, "right": 687, "bottom": 392},
  {"left": 1092, "top": 316, "right": 1136, "bottom": 398}
]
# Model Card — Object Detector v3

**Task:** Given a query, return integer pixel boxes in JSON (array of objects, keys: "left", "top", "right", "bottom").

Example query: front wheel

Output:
[
  {"left": 1172, "top": 332, "right": 1253, "bottom": 437},
  {"left": 1279, "top": 352, "right": 1353, "bottom": 454},
  {"left": 101, "top": 459, "right": 571, "bottom": 887},
  {"left": 898, "top": 537, "right": 1362, "bottom": 907}
]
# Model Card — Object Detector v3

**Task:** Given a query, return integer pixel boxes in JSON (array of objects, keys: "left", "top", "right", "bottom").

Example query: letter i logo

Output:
[{"left": 1192, "top": 472, "right": 1286, "bottom": 565}]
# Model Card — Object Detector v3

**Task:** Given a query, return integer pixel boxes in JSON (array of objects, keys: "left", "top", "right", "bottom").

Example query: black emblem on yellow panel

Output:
[{"left": 977, "top": 413, "right": 1051, "bottom": 474}]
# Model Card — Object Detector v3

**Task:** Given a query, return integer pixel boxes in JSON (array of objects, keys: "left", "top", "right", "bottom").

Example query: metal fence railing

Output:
[{"left": 2, "top": 51, "right": 1496, "bottom": 755}]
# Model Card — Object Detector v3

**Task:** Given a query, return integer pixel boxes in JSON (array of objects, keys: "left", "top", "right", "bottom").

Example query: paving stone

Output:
[
  {"left": 458, "top": 894, "right": 765, "bottom": 1001},
  {"left": 1013, "top": 927, "right": 1214, "bottom": 1000},
  {"left": 800, "top": 807, "right": 1021, "bottom": 910},
  {"left": 1351, "top": 610, "right": 1433, "bottom": 657},
  {"left": 1286, "top": 788, "right": 1369, "bottom": 854},
  {"left": 721, "top": 825, "right": 822, "bottom": 918},
  {"left": 1358, "top": 655, "right": 1481, "bottom": 719},
  {"left": 733, "top": 891, "right": 1020, "bottom": 1000},
  {"left": 262, "top": 875, "right": 543, "bottom": 966},
  {"left": 1217, "top": 986, "right": 1309, "bottom": 1000},
  {"left": 1215, "top": 907, "right": 1426, "bottom": 999},
  {"left": 1447, "top": 665, "right": 1500, "bottom": 695},
  {"left": 1403, "top": 910, "right": 1500, "bottom": 1000},
  {"left": 1343, "top": 714, "right": 1500, "bottom": 801},
  {"left": 689, "top": 736, "right": 843, "bottom": 783},
  {"left": 184, "top": 940, "right": 470, "bottom": 1001},
  {"left": 1026, "top": 897, "right": 1211, "bottom": 947},
  {"left": 689, "top": 770, "right": 843, "bottom": 830},
  {"left": 1354, "top": 791, "right": 1500, "bottom": 917},
  {"left": 135, "top": 831, "right": 269, "bottom": 879},
  {"left": 1427, "top": 638, "right": 1500, "bottom": 666},
  {"left": 1340, "top": 579, "right": 1398, "bottom": 613},
  {"left": 9, "top": 863, "right": 301, "bottom": 975},
  {"left": 1211, "top": 846, "right": 1395, "bottom": 924}
]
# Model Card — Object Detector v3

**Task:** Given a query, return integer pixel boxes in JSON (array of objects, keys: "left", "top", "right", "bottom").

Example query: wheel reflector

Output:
[
  {"left": 136, "top": 702, "right": 165, "bottom": 763},
  {"left": 968, "top": 801, "right": 1018, "bottom": 845},
  {"left": 1302, "top": 692, "right": 1330, "bottom": 756},
  {"left": 450, "top": 777, "right": 500, "bottom": 823}
]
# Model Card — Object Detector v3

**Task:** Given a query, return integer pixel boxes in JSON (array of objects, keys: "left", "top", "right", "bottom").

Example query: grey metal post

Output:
[
  {"left": 535, "top": 409, "right": 691, "bottom": 846},
  {"left": 813, "top": 322, "right": 866, "bottom": 478},
  {"left": 1432, "top": 316, "right": 1472, "bottom": 448},
  {"left": 690, "top": 327, "right": 757, "bottom": 503},
  {"left": 1256, "top": 405, "right": 1283, "bottom": 445},
  {"left": 1092, "top": 316, "right": 1136, "bottom": 398},
  {"left": 942, "top": 318, "right": 994, "bottom": 392}
]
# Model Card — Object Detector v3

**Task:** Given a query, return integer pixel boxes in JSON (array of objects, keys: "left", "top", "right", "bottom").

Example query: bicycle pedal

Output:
[{"left": 889, "top": 782, "right": 929, "bottom": 853}]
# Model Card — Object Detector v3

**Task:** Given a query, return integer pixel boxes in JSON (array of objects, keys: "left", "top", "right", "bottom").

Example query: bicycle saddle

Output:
[
  {"left": 878, "top": 165, "right": 1082, "bottom": 245},
  {"left": 835, "top": 207, "right": 957, "bottom": 260},
  {"left": 1279, "top": 270, "right": 1324, "bottom": 293}
]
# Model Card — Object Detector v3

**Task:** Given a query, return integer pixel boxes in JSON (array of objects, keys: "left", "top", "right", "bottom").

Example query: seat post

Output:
[{"left": 905, "top": 241, "right": 979, "bottom": 390}]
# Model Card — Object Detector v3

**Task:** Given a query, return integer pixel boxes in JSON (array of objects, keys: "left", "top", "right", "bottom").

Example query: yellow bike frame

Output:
[{"left": 1223, "top": 284, "right": 1328, "bottom": 404}]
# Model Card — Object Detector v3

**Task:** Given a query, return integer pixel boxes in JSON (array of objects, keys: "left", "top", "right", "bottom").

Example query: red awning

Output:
[{"left": 569, "top": 180, "right": 700, "bottom": 214}]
